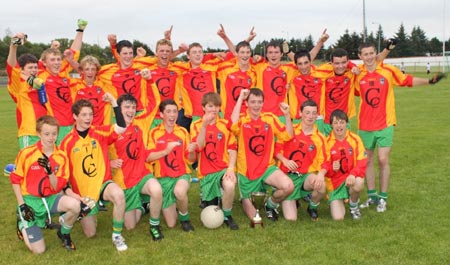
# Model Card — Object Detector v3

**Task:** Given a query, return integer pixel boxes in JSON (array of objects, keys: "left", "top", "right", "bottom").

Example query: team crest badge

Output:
[
  {"left": 308, "top": 144, "right": 315, "bottom": 152},
  {"left": 349, "top": 148, "right": 353, "bottom": 155},
  {"left": 380, "top": 78, "right": 385, "bottom": 85},
  {"left": 92, "top": 140, "right": 97, "bottom": 149},
  {"left": 264, "top": 124, "right": 269, "bottom": 131},
  {"left": 217, "top": 132, "right": 223, "bottom": 141}
]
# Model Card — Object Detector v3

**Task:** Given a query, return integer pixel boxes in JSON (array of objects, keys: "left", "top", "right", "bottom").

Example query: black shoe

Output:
[
  {"left": 45, "top": 219, "right": 61, "bottom": 230},
  {"left": 224, "top": 216, "right": 239, "bottom": 230},
  {"left": 307, "top": 206, "right": 319, "bottom": 221},
  {"left": 57, "top": 229, "right": 76, "bottom": 251},
  {"left": 150, "top": 225, "right": 164, "bottom": 241},
  {"left": 264, "top": 204, "right": 279, "bottom": 221},
  {"left": 180, "top": 220, "right": 194, "bottom": 232},
  {"left": 16, "top": 216, "right": 23, "bottom": 241}
]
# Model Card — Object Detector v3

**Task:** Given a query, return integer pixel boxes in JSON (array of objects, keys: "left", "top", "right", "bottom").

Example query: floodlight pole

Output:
[{"left": 363, "top": 0, "right": 367, "bottom": 42}]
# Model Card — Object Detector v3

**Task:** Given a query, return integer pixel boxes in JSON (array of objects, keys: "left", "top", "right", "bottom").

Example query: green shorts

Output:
[
  {"left": 21, "top": 194, "right": 62, "bottom": 228},
  {"left": 123, "top": 174, "right": 152, "bottom": 212},
  {"left": 18, "top": 135, "right": 40, "bottom": 150},
  {"left": 327, "top": 182, "right": 349, "bottom": 204},
  {"left": 158, "top": 174, "right": 191, "bottom": 209},
  {"left": 57, "top": 125, "right": 73, "bottom": 145},
  {"left": 238, "top": 165, "right": 279, "bottom": 199},
  {"left": 358, "top": 126, "right": 394, "bottom": 150},
  {"left": 87, "top": 180, "right": 114, "bottom": 216},
  {"left": 200, "top": 169, "right": 226, "bottom": 201},
  {"left": 285, "top": 172, "right": 311, "bottom": 201}
]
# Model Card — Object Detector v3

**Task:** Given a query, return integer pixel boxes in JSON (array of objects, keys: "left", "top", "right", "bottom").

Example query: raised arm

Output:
[
  {"left": 7, "top": 32, "right": 27, "bottom": 67},
  {"left": 309, "top": 28, "right": 329, "bottom": 62},
  {"left": 231, "top": 89, "right": 249, "bottom": 124}
]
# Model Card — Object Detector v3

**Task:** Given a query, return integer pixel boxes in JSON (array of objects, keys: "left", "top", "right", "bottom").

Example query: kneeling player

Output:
[{"left": 326, "top": 110, "right": 366, "bottom": 220}]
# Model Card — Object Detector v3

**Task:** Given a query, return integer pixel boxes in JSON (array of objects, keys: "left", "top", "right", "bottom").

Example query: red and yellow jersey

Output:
[
  {"left": 97, "top": 63, "right": 148, "bottom": 111},
  {"left": 147, "top": 124, "right": 192, "bottom": 178},
  {"left": 231, "top": 112, "right": 291, "bottom": 180},
  {"left": 253, "top": 62, "right": 298, "bottom": 116},
  {"left": 288, "top": 65, "right": 329, "bottom": 119},
  {"left": 355, "top": 62, "right": 413, "bottom": 131},
  {"left": 326, "top": 130, "right": 367, "bottom": 189},
  {"left": 109, "top": 124, "right": 151, "bottom": 189},
  {"left": 173, "top": 60, "right": 221, "bottom": 117},
  {"left": 217, "top": 60, "right": 257, "bottom": 120},
  {"left": 6, "top": 64, "right": 47, "bottom": 138},
  {"left": 318, "top": 63, "right": 357, "bottom": 124},
  {"left": 10, "top": 141, "right": 69, "bottom": 197},
  {"left": 134, "top": 57, "right": 180, "bottom": 101},
  {"left": 60, "top": 126, "right": 118, "bottom": 201},
  {"left": 190, "top": 117, "right": 237, "bottom": 178},
  {"left": 276, "top": 123, "right": 328, "bottom": 174},
  {"left": 38, "top": 70, "right": 74, "bottom": 126},
  {"left": 71, "top": 79, "right": 113, "bottom": 126}
]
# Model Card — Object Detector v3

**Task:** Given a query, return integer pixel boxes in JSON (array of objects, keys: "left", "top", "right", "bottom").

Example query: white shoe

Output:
[
  {"left": 349, "top": 207, "right": 362, "bottom": 220},
  {"left": 112, "top": 234, "right": 128, "bottom": 251},
  {"left": 376, "top": 199, "right": 387, "bottom": 213},
  {"left": 359, "top": 198, "right": 378, "bottom": 209}
]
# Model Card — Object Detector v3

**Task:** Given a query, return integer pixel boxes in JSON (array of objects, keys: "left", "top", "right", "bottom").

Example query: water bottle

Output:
[{"left": 37, "top": 84, "right": 48, "bottom": 105}]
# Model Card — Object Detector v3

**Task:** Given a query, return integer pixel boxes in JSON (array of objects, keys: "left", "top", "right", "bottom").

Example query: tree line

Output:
[{"left": 0, "top": 23, "right": 448, "bottom": 74}]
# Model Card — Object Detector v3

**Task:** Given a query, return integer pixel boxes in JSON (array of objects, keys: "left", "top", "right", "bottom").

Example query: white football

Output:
[{"left": 200, "top": 205, "right": 224, "bottom": 229}]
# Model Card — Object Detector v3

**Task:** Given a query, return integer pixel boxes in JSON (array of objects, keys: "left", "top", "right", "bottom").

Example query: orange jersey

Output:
[
  {"left": 147, "top": 124, "right": 192, "bottom": 178},
  {"left": 231, "top": 112, "right": 291, "bottom": 180},
  {"left": 217, "top": 60, "right": 257, "bottom": 120},
  {"left": 173, "top": 60, "right": 221, "bottom": 117},
  {"left": 7, "top": 64, "right": 47, "bottom": 138},
  {"left": 326, "top": 130, "right": 367, "bottom": 189},
  {"left": 71, "top": 79, "right": 113, "bottom": 126},
  {"left": 253, "top": 62, "right": 297, "bottom": 116},
  {"left": 276, "top": 123, "right": 328, "bottom": 174},
  {"left": 318, "top": 63, "right": 357, "bottom": 124},
  {"left": 38, "top": 70, "right": 74, "bottom": 126},
  {"left": 10, "top": 141, "right": 69, "bottom": 197},
  {"left": 355, "top": 62, "right": 413, "bottom": 131},
  {"left": 97, "top": 63, "right": 148, "bottom": 111},
  {"left": 288, "top": 65, "right": 329, "bottom": 119},
  {"left": 190, "top": 117, "right": 237, "bottom": 178}
]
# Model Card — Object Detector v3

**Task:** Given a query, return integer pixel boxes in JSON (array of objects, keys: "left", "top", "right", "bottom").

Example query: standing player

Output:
[
  {"left": 60, "top": 97, "right": 129, "bottom": 251},
  {"left": 275, "top": 100, "right": 328, "bottom": 221},
  {"left": 109, "top": 94, "right": 164, "bottom": 241},
  {"left": 10, "top": 115, "right": 80, "bottom": 253},
  {"left": 71, "top": 55, "right": 113, "bottom": 126},
  {"left": 231, "top": 88, "right": 294, "bottom": 222},
  {"left": 190, "top": 92, "right": 239, "bottom": 230},
  {"left": 6, "top": 32, "right": 47, "bottom": 149},
  {"left": 146, "top": 99, "right": 197, "bottom": 232},
  {"left": 326, "top": 110, "right": 366, "bottom": 220},
  {"left": 356, "top": 42, "right": 445, "bottom": 212}
]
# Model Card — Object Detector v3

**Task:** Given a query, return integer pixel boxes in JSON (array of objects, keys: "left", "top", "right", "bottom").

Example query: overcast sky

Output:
[{"left": 1, "top": 0, "right": 447, "bottom": 50}]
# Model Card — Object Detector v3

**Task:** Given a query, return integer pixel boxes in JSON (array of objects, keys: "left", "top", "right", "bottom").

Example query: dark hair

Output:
[
  {"left": 17, "top": 54, "right": 38, "bottom": 68},
  {"left": 72, "top": 99, "right": 94, "bottom": 115},
  {"left": 329, "top": 109, "right": 348, "bottom": 124},
  {"left": 159, "top": 99, "right": 178, "bottom": 112},
  {"left": 116, "top": 40, "right": 133, "bottom": 54},
  {"left": 265, "top": 40, "right": 282, "bottom": 53},
  {"left": 249, "top": 88, "right": 264, "bottom": 101},
  {"left": 294, "top": 49, "right": 311, "bottom": 64},
  {"left": 117, "top": 93, "right": 137, "bottom": 107},
  {"left": 235, "top": 41, "right": 251, "bottom": 53},
  {"left": 330, "top": 48, "right": 348, "bottom": 61},
  {"left": 358, "top": 42, "right": 376, "bottom": 54},
  {"left": 202, "top": 92, "right": 221, "bottom": 107},
  {"left": 300, "top": 99, "right": 318, "bottom": 111}
]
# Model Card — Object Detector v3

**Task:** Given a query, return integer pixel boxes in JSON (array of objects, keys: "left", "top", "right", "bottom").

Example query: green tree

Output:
[{"left": 410, "top": 26, "right": 428, "bottom": 56}]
